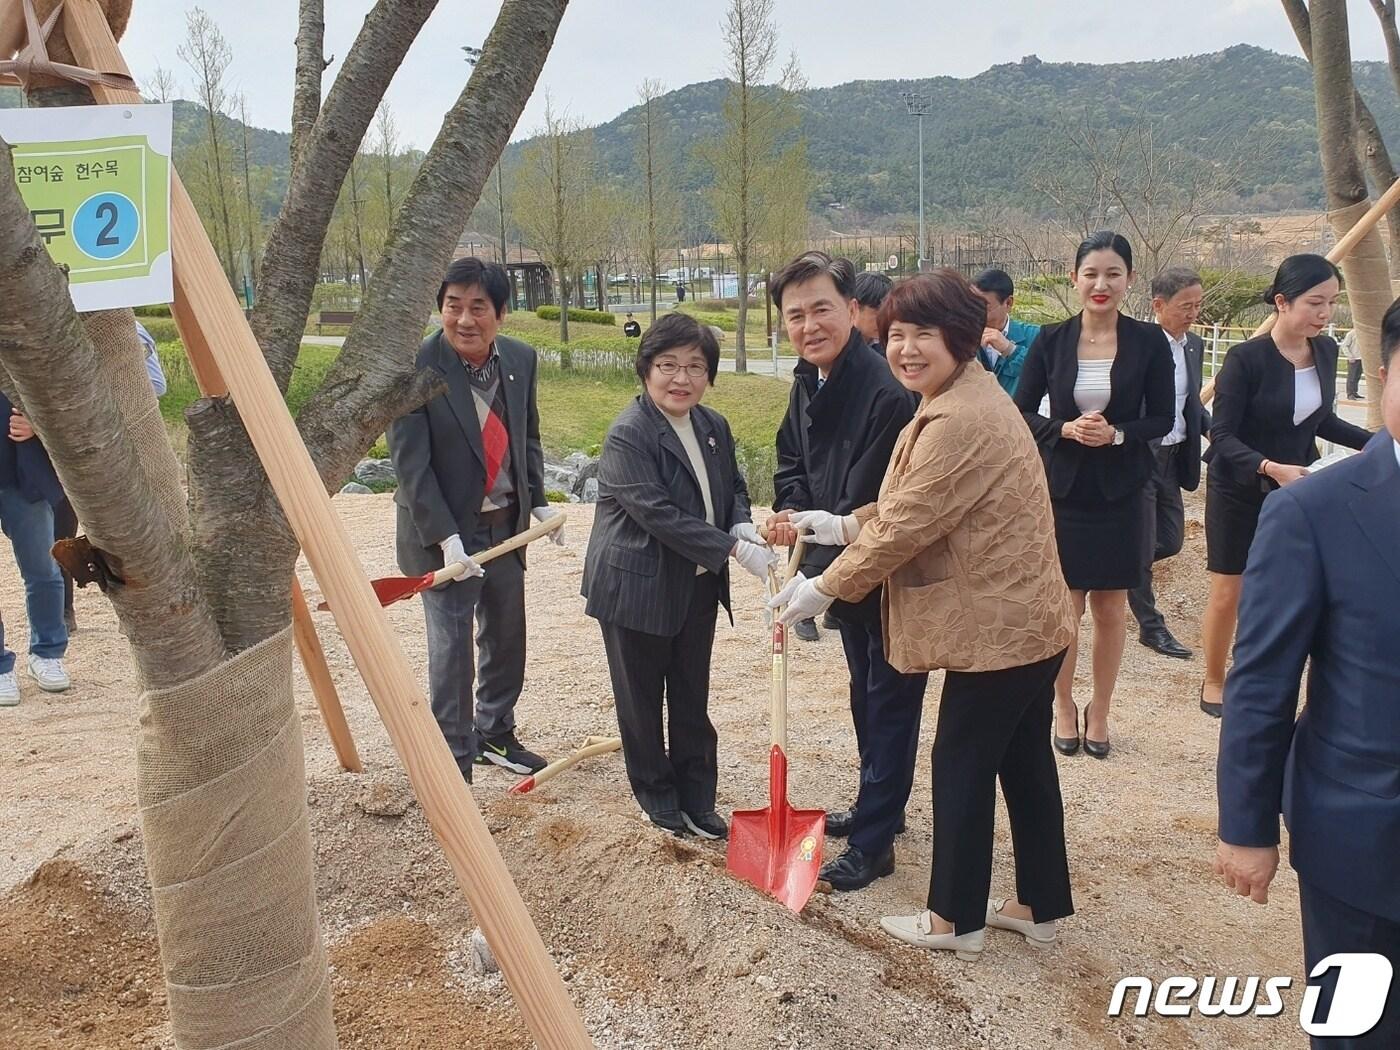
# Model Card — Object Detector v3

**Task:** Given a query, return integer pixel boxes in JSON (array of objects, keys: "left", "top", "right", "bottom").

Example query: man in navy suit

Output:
[{"left": 1215, "top": 298, "right": 1400, "bottom": 1048}]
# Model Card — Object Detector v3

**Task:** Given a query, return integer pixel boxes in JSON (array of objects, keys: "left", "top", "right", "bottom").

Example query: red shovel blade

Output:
[
  {"left": 316, "top": 571, "right": 436, "bottom": 611},
  {"left": 726, "top": 745, "right": 826, "bottom": 913}
]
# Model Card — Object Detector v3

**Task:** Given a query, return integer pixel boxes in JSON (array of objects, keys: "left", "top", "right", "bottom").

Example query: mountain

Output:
[{"left": 8, "top": 45, "right": 1400, "bottom": 222}]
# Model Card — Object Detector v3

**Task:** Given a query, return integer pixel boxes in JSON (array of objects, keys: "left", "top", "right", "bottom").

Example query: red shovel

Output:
[
  {"left": 726, "top": 539, "right": 826, "bottom": 913},
  {"left": 317, "top": 513, "right": 564, "bottom": 610}
]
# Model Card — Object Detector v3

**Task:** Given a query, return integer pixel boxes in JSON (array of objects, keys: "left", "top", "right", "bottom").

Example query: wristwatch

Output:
[{"left": 1112, "top": 427, "right": 1125, "bottom": 446}]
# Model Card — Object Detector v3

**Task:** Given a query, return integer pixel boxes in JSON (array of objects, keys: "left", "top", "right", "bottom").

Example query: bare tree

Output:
[
  {"left": 1305, "top": 0, "right": 1391, "bottom": 428},
  {"left": 635, "top": 79, "right": 680, "bottom": 322},
  {"left": 373, "top": 100, "right": 403, "bottom": 242},
  {"left": 178, "top": 7, "right": 240, "bottom": 285},
  {"left": 291, "top": 0, "right": 329, "bottom": 175},
  {"left": 144, "top": 62, "right": 177, "bottom": 103},
  {"left": 699, "top": 0, "right": 801, "bottom": 371},
  {"left": 235, "top": 92, "right": 261, "bottom": 290},
  {"left": 511, "top": 96, "right": 600, "bottom": 346}
]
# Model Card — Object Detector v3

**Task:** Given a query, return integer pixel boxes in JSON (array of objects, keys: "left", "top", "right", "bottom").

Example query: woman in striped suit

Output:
[
  {"left": 581, "top": 313, "right": 778, "bottom": 839},
  {"left": 1014, "top": 232, "right": 1175, "bottom": 759}
]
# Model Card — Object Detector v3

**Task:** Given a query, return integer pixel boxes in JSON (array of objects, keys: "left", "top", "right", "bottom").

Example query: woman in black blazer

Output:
[
  {"left": 581, "top": 313, "right": 778, "bottom": 838},
  {"left": 1015, "top": 232, "right": 1174, "bottom": 758},
  {"left": 1200, "top": 255, "right": 1373, "bottom": 715}
]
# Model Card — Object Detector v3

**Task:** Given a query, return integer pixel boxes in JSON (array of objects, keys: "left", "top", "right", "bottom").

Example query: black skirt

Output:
[
  {"left": 1205, "top": 468, "right": 1269, "bottom": 576},
  {"left": 1051, "top": 491, "right": 1147, "bottom": 591}
]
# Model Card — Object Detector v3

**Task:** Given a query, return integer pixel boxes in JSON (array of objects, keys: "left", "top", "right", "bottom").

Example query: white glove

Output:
[
  {"left": 768, "top": 572, "right": 836, "bottom": 626},
  {"left": 437, "top": 533, "right": 485, "bottom": 583},
  {"left": 728, "top": 521, "right": 764, "bottom": 546},
  {"left": 531, "top": 505, "right": 567, "bottom": 546},
  {"left": 789, "top": 509, "right": 858, "bottom": 546},
  {"left": 731, "top": 539, "right": 781, "bottom": 581}
]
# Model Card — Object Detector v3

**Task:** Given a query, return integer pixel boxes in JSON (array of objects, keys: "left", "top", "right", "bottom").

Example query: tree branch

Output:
[
  {"left": 289, "top": 0, "right": 326, "bottom": 175},
  {"left": 0, "top": 139, "right": 227, "bottom": 688},
  {"left": 251, "top": 0, "right": 439, "bottom": 396},
  {"left": 1368, "top": 0, "right": 1400, "bottom": 100},
  {"left": 297, "top": 0, "right": 571, "bottom": 490}
]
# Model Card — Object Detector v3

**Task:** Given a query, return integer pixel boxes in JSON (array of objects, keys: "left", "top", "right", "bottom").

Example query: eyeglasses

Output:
[{"left": 653, "top": 361, "right": 709, "bottom": 378}]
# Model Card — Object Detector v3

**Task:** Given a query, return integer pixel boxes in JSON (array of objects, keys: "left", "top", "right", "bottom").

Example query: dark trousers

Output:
[
  {"left": 1347, "top": 359, "right": 1364, "bottom": 401},
  {"left": 418, "top": 514, "right": 527, "bottom": 764},
  {"left": 836, "top": 619, "right": 929, "bottom": 856},
  {"left": 928, "top": 650, "right": 1073, "bottom": 935},
  {"left": 54, "top": 497, "right": 77, "bottom": 619},
  {"left": 1129, "top": 443, "right": 1186, "bottom": 634},
  {"left": 1299, "top": 879, "right": 1400, "bottom": 1048},
  {"left": 598, "top": 572, "right": 720, "bottom": 817}
]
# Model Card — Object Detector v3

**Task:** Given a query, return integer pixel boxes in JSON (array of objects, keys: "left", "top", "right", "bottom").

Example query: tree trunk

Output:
[
  {"left": 291, "top": 0, "right": 326, "bottom": 175},
  {"left": 1310, "top": 0, "right": 1390, "bottom": 429},
  {"left": 735, "top": 250, "right": 749, "bottom": 371}
]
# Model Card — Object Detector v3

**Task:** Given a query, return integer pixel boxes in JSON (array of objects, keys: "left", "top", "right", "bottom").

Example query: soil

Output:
[{"left": 0, "top": 491, "right": 1313, "bottom": 1048}]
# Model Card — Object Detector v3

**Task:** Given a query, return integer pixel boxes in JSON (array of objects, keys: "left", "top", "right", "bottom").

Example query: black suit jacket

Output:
[
  {"left": 581, "top": 395, "right": 751, "bottom": 637},
  {"left": 773, "top": 330, "right": 916, "bottom": 623},
  {"left": 1151, "top": 330, "right": 1210, "bottom": 492},
  {"left": 1205, "top": 334, "right": 1373, "bottom": 490},
  {"left": 387, "top": 331, "right": 547, "bottom": 576},
  {"left": 1013, "top": 312, "right": 1175, "bottom": 502}
]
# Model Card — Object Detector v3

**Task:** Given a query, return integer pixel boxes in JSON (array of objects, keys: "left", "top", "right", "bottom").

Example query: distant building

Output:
[{"left": 453, "top": 231, "right": 555, "bottom": 312}]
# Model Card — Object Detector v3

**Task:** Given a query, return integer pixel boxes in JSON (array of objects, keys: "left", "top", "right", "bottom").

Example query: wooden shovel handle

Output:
[
  {"left": 508, "top": 736, "right": 621, "bottom": 795},
  {"left": 770, "top": 537, "right": 805, "bottom": 751},
  {"left": 429, "top": 513, "right": 563, "bottom": 588}
]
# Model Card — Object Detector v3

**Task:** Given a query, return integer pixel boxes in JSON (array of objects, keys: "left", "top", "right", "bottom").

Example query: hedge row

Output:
[{"left": 536, "top": 305, "right": 616, "bottom": 326}]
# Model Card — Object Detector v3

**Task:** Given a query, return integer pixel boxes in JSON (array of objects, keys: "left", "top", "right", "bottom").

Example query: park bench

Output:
[{"left": 316, "top": 309, "right": 358, "bottom": 334}]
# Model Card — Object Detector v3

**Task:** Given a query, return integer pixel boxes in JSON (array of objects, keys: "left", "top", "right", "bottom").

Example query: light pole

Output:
[{"left": 901, "top": 90, "right": 929, "bottom": 271}]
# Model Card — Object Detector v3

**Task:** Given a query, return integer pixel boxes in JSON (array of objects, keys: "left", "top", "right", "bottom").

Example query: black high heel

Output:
[
  {"left": 1199, "top": 682, "right": 1222, "bottom": 719},
  {"left": 1083, "top": 708, "right": 1110, "bottom": 759},
  {"left": 1053, "top": 707, "right": 1081, "bottom": 756}
]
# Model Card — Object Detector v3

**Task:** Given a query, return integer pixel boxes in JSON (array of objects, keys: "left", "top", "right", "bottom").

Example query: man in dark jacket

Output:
[
  {"left": 765, "top": 251, "right": 921, "bottom": 892},
  {"left": 0, "top": 393, "right": 71, "bottom": 704},
  {"left": 388, "top": 258, "right": 565, "bottom": 782}
]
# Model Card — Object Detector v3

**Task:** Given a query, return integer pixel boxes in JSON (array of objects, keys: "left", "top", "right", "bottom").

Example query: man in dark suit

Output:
[
  {"left": 1215, "top": 297, "right": 1400, "bottom": 1048},
  {"left": 766, "top": 251, "right": 921, "bottom": 892},
  {"left": 388, "top": 258, "right": 564, "bottom": 782},
  {"left": 1131, "top": 268, "right": 1208, "bottom": 660}
]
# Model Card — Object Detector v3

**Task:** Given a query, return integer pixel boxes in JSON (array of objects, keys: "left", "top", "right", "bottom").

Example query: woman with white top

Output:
[
  {"left": 1200, "top": 255, "right": 1373, "bottom": 716},
  {"left": 1014, "top": 232, "right": 1175, "bottom": 758}
]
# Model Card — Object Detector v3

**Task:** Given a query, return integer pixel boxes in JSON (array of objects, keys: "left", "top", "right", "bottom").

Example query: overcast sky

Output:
[{"left": 119, "top": 0, "right": 1391, "bottom": 150}]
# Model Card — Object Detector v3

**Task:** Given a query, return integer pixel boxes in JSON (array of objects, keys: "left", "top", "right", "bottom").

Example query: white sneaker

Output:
[
  {"left": 879, "top": 911, "right": 985, "bottom": 960},
  {"left": 0, "top": 670, "right": 17, "bottom": 706},
  {"left": 27, "top": 655, "right": 70, "bottom": 693},
  {"left": 986, "top": 897, "right": 1057, "bottom": 947}
]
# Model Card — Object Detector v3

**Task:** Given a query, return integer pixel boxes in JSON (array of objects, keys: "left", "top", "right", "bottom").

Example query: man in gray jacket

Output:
[{"left": 388, "top": 257, "right": 564, "bottom": 781}]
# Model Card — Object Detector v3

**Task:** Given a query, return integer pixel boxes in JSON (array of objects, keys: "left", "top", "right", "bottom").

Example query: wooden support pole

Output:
[
  {"left": 291, "top": 576, "right": 362, "bottom": 773},
  {"left": 1201, "top": 175, "right": 1400, "bottom": 405},
  {"left": 61, "top": 3, "right": 593, "bottom": 1046}
]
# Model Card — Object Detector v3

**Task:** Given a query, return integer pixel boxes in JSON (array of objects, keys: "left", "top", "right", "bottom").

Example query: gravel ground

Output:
[{"left": 0, "top": 491, "right": 1312, "bottom": 1048}]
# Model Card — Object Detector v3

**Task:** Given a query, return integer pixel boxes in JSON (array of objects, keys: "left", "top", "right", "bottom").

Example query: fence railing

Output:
[{"left": 1193, "top": 323, "right": 1352, "bottom": 380}]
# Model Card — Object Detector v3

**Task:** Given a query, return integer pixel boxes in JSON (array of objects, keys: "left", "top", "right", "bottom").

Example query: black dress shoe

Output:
[
  {"left": 647, "top": 810, "right": 690, "bottom": 836},
  {"left": 821, "top": 611, "right": 840, "bottom": 631},
  {"left": 682, "top": 811, "right": 728, "bottom": 840},
  {"left": 1082, "top": 710, "right": 1110, "bottom": 759},
  {"left": 1140, "top": 626, "right": 1192, "bottom": 659},
  {"left": 819, "top": 845, "right": 895, "bottom": 892},
  {"left": 793, "top": 617, "right": 819, "bottom": 642},
  {"left": 1199, "top": 682, "right": 1222, "bottom": 719},
  {"left": 825, "top": 808, "right": 856, "bottom": 837},
  {"left": 1053, "top": 709, "right": 1080, "bottom": 756}
]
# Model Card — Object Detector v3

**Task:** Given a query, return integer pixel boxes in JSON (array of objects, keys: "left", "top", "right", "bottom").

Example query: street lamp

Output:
[{"left": 901, "top": 90, "right": 929, "bottom": 271}]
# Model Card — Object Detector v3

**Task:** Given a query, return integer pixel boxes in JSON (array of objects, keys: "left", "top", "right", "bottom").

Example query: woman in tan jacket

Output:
[{"left": 770, "top": 270, "right": 1077, "bottom": 960}]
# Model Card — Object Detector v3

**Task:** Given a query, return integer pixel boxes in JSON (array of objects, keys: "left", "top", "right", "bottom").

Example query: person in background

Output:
[
  {"left": 1014, "top": 232, "right": 1174, "bottom": 759},
  {"left": 1214, "top": 296, "right": 1400, "bottom": 1050},
  {"left": 388, "top": 258, "right": 565, "bottom": 782},
  {"left": 972, "top": 268, "right": 1041, "bottom": 396},
  {"left": 0, "top": 393, "right": 71, "bottom": 705},
  {"left": 766, "top": 251, "right": 920, "bottom": 891},
  {"left": 137, "top": 320, "right": 168, "bottom": 397},
  {"left": 675, "top": 281, "right": 687, "bottom": 303},
  {"left": 770, "top": 270, "right": 1076, "bottom": 960},
  {"left": 1199, "top": 255, "right": 1373, "bottom": 717},
  {"left": 1130, "top": 268, "right": 1208, "bottom": 661},
  {"left": 1341, "top": 326, "right": 1363, "bottom": 401},
  {"left": 582, "top": 313, "right": 777, "bottom": 837},
  {"left": 852, "top": 272, "right": 894, "bottom": 351},
  {"left": 623, "top": 313, "right": 642, "bottom": 339}
]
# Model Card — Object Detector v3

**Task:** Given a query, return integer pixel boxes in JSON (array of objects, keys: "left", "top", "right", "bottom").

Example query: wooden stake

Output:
[
  {"left": 290, "top": 576, "right": 362, "bottom": 773},
  {"left": 1200, "top": 176, "right": 1400, "bottom": 405},
  {"left": 61, "top": 3, "right": 593, "bottom": 1046}
]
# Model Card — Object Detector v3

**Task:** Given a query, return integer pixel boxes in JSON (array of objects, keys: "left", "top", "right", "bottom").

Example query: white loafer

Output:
[
  {"left": 879, "top": 911, "right": 984, "bottom": 960},
  {"left": 985, "top": 897, "right": 1057, "bottom": 948}
]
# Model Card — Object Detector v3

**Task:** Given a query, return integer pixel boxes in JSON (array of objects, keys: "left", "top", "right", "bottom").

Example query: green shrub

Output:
[
  {"left": 545, "top": 489, "right": 569, "bottom": 503},
  {"left": 536, "top": 305, "right": 617, "bottom": 326},
  {"left": 140, "top": 317, "right": 181, "bottom": 343},
  {"left": 134, "top": 304, "right": 173, "bottom": 317},
  {"left": 367, "top": 436, "right": 389, "bottom": 459}
]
